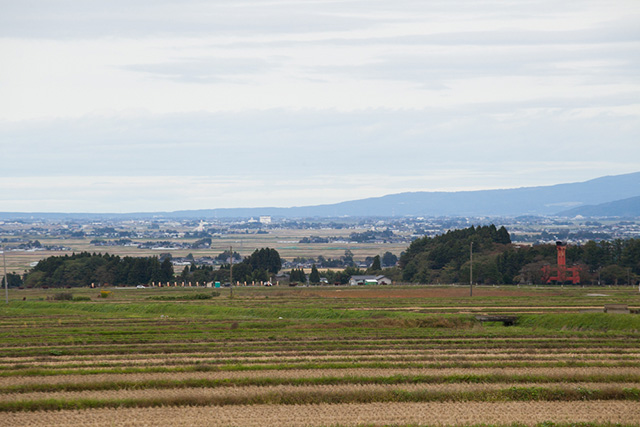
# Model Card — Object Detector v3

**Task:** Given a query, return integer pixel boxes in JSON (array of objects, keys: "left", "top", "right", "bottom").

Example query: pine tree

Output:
[
  {"left": 309, "top": 264, "right": 320, "bottom": 284},
  {"left": 371, "top": 255, "right": 381, "bottom": 271},
  {"left": 160, "top": 258, "right": 174, "bottom": 282}
]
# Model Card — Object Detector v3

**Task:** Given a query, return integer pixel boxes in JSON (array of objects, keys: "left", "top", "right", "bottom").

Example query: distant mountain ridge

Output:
[
  {"left": 2, "top": 171, "right": 640, "bottom": 219},
  {"left": 557, "top": 195, "right": 640, "bottom": 217}
]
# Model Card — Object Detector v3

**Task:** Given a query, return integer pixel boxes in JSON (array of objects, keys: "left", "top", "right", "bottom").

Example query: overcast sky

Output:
[{"left": 1, "top": 0, "right": 639, "bottom": 213}]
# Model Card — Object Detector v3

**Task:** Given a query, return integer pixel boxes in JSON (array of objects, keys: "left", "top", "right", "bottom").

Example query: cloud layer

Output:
[{"left": 1, "top": 0, "right": 639, "bottom": 212}]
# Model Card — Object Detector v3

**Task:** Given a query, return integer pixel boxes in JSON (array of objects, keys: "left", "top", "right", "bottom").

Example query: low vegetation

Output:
[
  {"left": 147, "top": 292, "right": 221, "bottom": 301},
  {"left": 10, "top": 224, "right": 640, "bottom": 291},
  {"left": 0, "top": 285, "right": 638, "bottom": 426}
]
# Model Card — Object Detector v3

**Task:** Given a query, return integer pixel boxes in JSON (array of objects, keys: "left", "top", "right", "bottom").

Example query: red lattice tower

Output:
[{"left": 541, "top": 241, "right": 580, "bottom": 284}]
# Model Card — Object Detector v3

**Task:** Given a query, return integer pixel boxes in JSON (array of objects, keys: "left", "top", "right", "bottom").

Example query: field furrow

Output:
[
  {"left": 2, "top": 381, "right": 638, "bottom": 405},
  {"left": 2, "top": 366, "right": 639, "bottom": 389},
  {"left": 3, "top": 351, "right": 639, "bottom": 370},
  {"left": 2, "top": 285, "right": 639, "bottom": 425},
  {"left": 1, "top": 401, "right": 639, "bottom": 427}
]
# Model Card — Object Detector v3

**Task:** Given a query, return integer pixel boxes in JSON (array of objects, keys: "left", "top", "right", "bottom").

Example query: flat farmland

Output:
[
  {"left": 2, "top": 227, "right": 410, "bottom": 274},
  {"left": 0, "top": 285, "right": 639, "bottom": 426}
]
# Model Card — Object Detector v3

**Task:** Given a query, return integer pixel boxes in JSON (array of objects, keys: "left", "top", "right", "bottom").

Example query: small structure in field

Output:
[
  {"left": 349, "top": 275, "right": 392, "bottom": 286},
  {"left": 604, "top": 304, "right": 630, "bottom": 314}
]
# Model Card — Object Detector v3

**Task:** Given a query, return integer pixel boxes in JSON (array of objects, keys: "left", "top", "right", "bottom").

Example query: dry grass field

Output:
[{"left": 0, "top": 285, "right": 639, "bottom": 426}]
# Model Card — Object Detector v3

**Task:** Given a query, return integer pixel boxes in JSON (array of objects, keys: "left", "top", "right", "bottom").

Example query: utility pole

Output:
[
  {"left": 3, "top": 245, "right": 8, "bottom": 304},
  {"left": 469, "top": 241, "right": 473, "bottom": 297},
  {"left": 229, "top": 246, "right": 233, "bottom": 299}
]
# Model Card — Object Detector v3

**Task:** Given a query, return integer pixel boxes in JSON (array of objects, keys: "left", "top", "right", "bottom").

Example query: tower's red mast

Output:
[{"left": 542, "top": 241, "right": 580, "bottom": 284}]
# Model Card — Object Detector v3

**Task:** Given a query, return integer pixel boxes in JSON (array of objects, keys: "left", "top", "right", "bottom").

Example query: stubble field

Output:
[{"left": 0, "top": 285, "right": 639, "bottom": 426}]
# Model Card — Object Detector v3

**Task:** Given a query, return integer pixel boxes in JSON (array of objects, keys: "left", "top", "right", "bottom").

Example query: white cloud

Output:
[
  {"left": 2, "top": 1, "right": 639, "bottom": 120},
  {"left": 1, "top": 0, "right": 639, "bottom": 212}
]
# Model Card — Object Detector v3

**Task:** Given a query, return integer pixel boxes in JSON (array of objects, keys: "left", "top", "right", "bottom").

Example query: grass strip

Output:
[
  {"left": 517, "top": 313, "right": 640, "bottom": 332},
  {"left": 4, "top": 354, "right": 633, "bottom": 371},
  {"left": 3, "top": 359, "right": 640, "bottom": 378},
  {"left": 0, "top": 386, "right": 638, "bottom": 412},
  {"left": 3, "top": 373, "right": 640, "bottom": 394},
  {"left": 2, "top": 337, "right": 637, "bottom": 358},
  {"left": 5, "top": 353, "right": 639, "bottom": 372}
]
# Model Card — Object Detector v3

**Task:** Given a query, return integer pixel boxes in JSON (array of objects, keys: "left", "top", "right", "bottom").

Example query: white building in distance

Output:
[{"left": 259, "top": 216, "right": 272, "bottom": 224}]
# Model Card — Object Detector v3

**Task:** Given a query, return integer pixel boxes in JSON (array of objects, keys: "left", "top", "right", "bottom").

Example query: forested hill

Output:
[
  {"left": 399, "top": 225, "right": 511, "bottom": 283},
  {"left": 398, "top": 225, "right": 640, "bottom": 285}
]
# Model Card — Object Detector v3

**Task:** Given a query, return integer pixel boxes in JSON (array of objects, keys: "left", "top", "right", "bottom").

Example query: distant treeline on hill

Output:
[{"left": 398, "top": 225, "right": 640, "bottom": 285}]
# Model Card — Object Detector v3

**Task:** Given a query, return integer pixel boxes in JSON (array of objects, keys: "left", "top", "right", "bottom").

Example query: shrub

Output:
[
  {"left": 147, "top": 292, "right": 221, "bottom": 301},
  {"left": 193, "top": 292, "right": 215, "bottom": 299},
  {"left": 100, "top": 290, "right": 112, "bottom": 298},
  {"left": 49, "top": 292, "right": 73, "bottom": 301}
]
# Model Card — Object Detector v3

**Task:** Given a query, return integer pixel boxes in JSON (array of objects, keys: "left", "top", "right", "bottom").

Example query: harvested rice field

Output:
[{"left": 0, "top": 285, "right": 639, "bottom": 426}]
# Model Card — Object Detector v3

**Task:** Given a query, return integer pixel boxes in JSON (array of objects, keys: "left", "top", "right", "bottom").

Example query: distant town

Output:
[{"left": 1, "top": 215, "right": 639, "bottom": 274}]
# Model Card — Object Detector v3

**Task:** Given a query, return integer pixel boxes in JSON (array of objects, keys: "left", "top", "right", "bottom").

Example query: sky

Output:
[{"left": 1, "top": 0, "right": 639, "bottom": 213}]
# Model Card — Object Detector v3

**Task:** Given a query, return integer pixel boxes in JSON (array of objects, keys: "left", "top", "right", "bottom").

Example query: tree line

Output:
[
  {"left": 12, "top": 247, "right": 282, "bottom": 288},
  {"left": 7, "top": 228, "right": 640, "bottom": 288},
  {"left": 20, "top": 252, "right": 174, "bottom": 288},
  {"left": 288, "top": 265, "right": 367, "bottom": 285}
]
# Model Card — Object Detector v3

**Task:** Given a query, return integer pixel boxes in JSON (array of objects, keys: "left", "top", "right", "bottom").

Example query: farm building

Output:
[{"left": 349, "top": 275, "right": 392, "bottom": 286}]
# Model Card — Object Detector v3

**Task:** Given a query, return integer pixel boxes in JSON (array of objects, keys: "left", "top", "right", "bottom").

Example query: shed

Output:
[{"left": 349, "top": 275, "right": 392, "bottom": 286}]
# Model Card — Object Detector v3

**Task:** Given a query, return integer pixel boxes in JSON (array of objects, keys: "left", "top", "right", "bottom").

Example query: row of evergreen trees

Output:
[
  {"left": 289, "top": 266, "right": 368, "bottom": 285},
  {"left": 18, "top": 247, "right": 282, "bottom": 288},
  {"left": 23, "top": 252, "right": 174, "bottom": 288},
  {"left": 143, "top": 247, "right": 281, "bottom": 287}
]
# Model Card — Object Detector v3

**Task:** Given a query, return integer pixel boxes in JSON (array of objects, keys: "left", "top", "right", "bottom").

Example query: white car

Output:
[{"left": 136, "top": 285, "right": 146, "bottom": 289}]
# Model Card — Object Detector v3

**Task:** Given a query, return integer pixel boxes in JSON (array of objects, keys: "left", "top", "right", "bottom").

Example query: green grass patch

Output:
[
  {"left": 3, "top": 372, "right": 640, "bottom": 394},
  {"left": 517, "top": 313, "right": 640, "bottom": 332},
  {"left": 3, "top": 358, "right": 640, "bottom": 378},
  {"left": 1, "top": 386, "right": 637, "bottom": 412}
]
